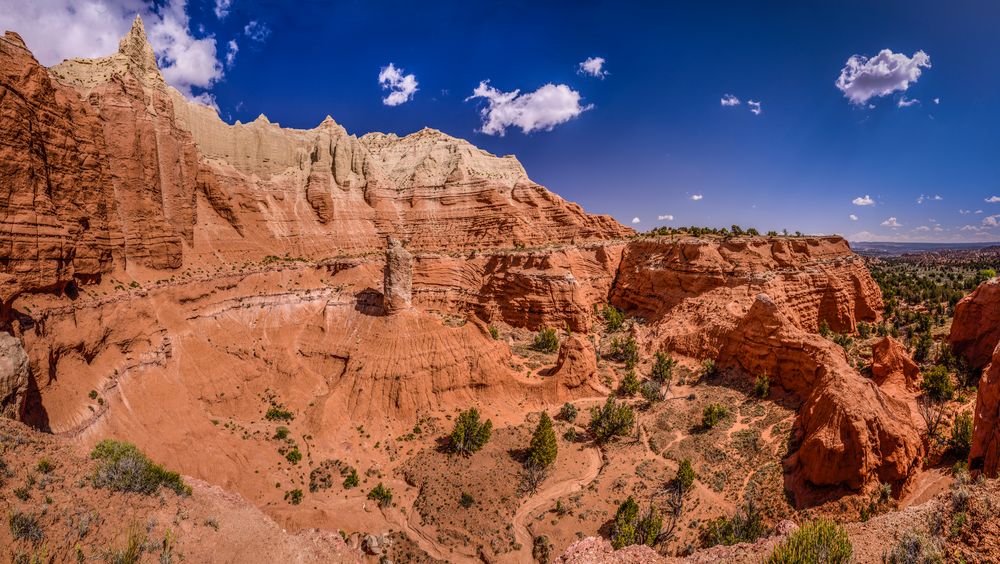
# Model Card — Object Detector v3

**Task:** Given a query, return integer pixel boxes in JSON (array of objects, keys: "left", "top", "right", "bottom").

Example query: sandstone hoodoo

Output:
[
  {"left": 0, "top": 12, "right": 992, "bottom": 564},
  {"left": 383, "top": 238, "right": 413, "bottom": 313}
]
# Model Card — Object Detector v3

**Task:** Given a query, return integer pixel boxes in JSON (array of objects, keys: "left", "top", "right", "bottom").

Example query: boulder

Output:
[{"left": 871, "top": 336, "right": 921, "bottom": 392}]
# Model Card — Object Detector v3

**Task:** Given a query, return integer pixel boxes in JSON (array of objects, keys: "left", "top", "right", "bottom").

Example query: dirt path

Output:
[
  {"left": 382, "top": 502, "right": 465, "bottom": 563},
  {"left": 500, "top": 445, "right": 603, "bottom": 564}
]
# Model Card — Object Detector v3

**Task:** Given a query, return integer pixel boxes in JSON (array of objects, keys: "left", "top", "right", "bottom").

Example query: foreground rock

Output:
[
  {"left": 0, "top": 333, "right": 29, "bottom": 418},
  {"left": 972, "top": 346, "right": 1000, "bottom": 477},
  {"left": 719, "top": 294, "right": 922, "bottom": 491}
]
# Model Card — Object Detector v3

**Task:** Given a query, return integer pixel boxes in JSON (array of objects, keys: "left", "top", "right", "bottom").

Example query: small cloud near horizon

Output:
[
  {"left": 881, "top": 217, "right": 903, "bottom": 228},
  {"left": 690, "top": 194, "right": 703, "bottom": 201},
  {"left": 631, "top": 217, "right": 641, "bottom": 224},
  {"left": 852, "top": 195, "right": 875, "bottom": 206}
]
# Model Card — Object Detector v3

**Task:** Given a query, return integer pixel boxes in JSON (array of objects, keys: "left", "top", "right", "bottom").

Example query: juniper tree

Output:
[
  {"left": 450, "top": 408, "right": 493, "bottom": 455},
  {"left": 528, "top": 412, "right": 558, "bottom": 468}
]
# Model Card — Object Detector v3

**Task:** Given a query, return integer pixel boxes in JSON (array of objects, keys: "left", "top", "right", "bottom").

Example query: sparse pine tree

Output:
[
  {"left": 528, "top": 412, "right": 558, "bottom": 468},
  {"left": 450, "top": 408, "right": 493, "bottom": 455}
]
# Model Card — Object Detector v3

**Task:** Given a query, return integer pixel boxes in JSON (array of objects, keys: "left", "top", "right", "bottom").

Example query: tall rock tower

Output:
[{"left": 383, "top": 238, "right": 413, "bottom": 314}]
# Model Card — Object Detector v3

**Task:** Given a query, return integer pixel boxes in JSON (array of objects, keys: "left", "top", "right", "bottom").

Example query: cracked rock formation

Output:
[
  {"left": 871, "top": 336, "right": 921, "bottom": 392},
  {"left": 0, "top": 333, "right": 29, "bottom": 418}
]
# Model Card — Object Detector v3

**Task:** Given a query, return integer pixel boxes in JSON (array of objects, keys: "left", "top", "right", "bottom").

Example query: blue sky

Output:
[{"left": 4, "top": 0, "right": 1000, "bottom": 241}]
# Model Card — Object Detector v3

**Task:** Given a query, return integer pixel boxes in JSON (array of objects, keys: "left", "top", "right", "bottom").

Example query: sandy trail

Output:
[
  {"left": 383, "top": 502, "right": 465, "bottom": 562},
  {"left": 501, "top": 444, "right": 603, "bottom": 564}
]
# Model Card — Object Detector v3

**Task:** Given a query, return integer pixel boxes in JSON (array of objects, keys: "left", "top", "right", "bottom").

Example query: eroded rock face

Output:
[
  {"left": 871, "top": 336, "right": 921, "bottom": 392},
  {"left": 971, "top": 344, "right": 1000, "bottom": 477},
  {"left": 950, "top": 277, "right": 1000, "bottom": 370},
  {"left": 0, "top": 333, "right": 29, "bottom": 418},
  {"left": 549, "top": 334, "right": 600, "bottom": 393},
  {"left": 719, "top": 295, "right": 922, "bottom": 491},
  {"left": 384, "top": 238, "right": 413, "bottom": 313}
]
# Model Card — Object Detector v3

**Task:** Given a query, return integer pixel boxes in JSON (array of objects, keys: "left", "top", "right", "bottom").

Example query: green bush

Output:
[
  {"left": 284, "top": 489, "right": 303, "bottom": 505},
  {"left": 450, "top": 408, "right": 493, "bottom": 455},
  {"left": 343, "top": 468, "right": 360, "bottom": 489},
  {"left": 766, "top": 519, "right": 851, "bottom": 564},
  {"left": 528, "top": 412, "right": 559, "bottom": 469},
  {"left": 754, "top": 373, "right": 770, "bottom": 398},
  {"left": 8, "top": 511, "right": 43, "bottom": 543},
  {"left": 608, "top": 336, "right": 639, "bottom": 368},
  {"left": 618, "top": 370, "right": 640, "bottom": 396},
  {"left": 601, "top": 304, "right": 625, "bottom": 332},
  {"left": 701, "top": 358, "right": 717, "bottom": 378},
  {"left": 818, "top": 319, "right": 831, "bottom": 337},
  {"left": 35, "top": 458, "right": 54, "bottom": 474},
  {"left": 368, "top": 483, "right": 393, "bottom": 507},
  {"left": 610, "top": 497, "right": 661, "bottom": 549},
  {"left": 90, "top": 440, "right": 191, "bottom": 496},
  {"left": 265, "top": 407, "right": 294, "bottom": 421},
  {"left": 588, "top": 397, "right": 635, "bottom": 444},
  {"left": 701, "top": 404, "right": 728, "bottom": 429},
  {"left": 922, "top": 365, "right": 954, "bottom": 401},
  {"left": 532, "top": 328, "right": 560, "bottom": 353},
  {"left": 273, "top": 426, "right": 289, "bottom": 440},
  {"left": 459, "top": 492, "right": 475, "bottom": 508},
  {"left": 640, "top": 380, "right": 662, "bottom": 403},
  {"left": 651, "top": 352, "right": 675, "bottom": 384},
  {"left": 558, "top": 402, "right": 578, "bottom": 422},
  {"left": 950, "top": 412, "right": 973, "bottom": 457},
  {"left": 284, "top": 446, "right": 302, "bottom": 464},
  {"left": 701, "top": 501, "right": 766, "bottom": 547},
  {"left": 885, "top": 531, "right": 943, "bottom": 563},
  {"left": 674, "top": 459, "right": 696, "bottom": 494},
  {"left": 488, "top": 325, "right": 499, "bottom": 340}
]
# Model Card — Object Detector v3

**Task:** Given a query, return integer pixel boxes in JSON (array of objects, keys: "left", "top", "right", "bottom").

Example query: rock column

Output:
[
  {"left": 0, "top": 332, "right": 29, "bottom": 419},
  {"left": 383, "top": 238, "right": 412, "bottom": 314}
]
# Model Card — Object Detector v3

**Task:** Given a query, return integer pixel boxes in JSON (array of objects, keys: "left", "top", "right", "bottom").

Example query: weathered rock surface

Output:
[
  {"left": 971, "top": 344, "right": 1000, "bottom": 477},
  {"left": 384, "top": 238, "right": 413, "bottom": 313},
  {"left": 950, "top": 276, "right": 1000, "bottom": 370},
  {"left": 871, "top": 336, "right": 921, "bottom": 392},
  {"left": 0, "top": 332, "right": 29, "bottom": 418},
  {"left": 719, "top": 294, "right": 922, "bottom": 491}
]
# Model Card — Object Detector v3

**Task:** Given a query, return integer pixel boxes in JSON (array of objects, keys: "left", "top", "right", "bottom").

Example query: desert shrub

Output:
[
  {"left": 610, "top": 497, "right": 661, "bottom": 549},
  {"left": 608, "top": 336, "right": 639, "bottom": 368},
  {"left": 8, "top": 511, "right": 43, "bottom": 544},
  {"left": 674, "top": 459, "right": 696, "bottom": 494},
  {"left": 368, "top": 483, "right": 393, "bottom": 507},
  {"left": 284, "top": 489, "right": 303, "bottom": 505},
  {"left": 884, "top": 531, "right": 943, "bottom": 564},
  {"left": 701, "top": 501, "right": 766, "bottom": 547},
  {"left": 459, "top": 492, "right": 475, "bottom": 508},
  {"left": 601, "top": 304, "right": 625, "bottom": 332},
  {"left": 701, "top": 404, "right": 728, "bottom": 429},
  {"left": 651, "top": 352, "right": 675, "bottom": 384},
  {"left": 265, "top": 407, "right": 294, "bottom": 421},
  {"left": 284, "top": 446, "right": 302, "bottom": 464},
  {"left": 527, "top": 412, "right": 558, "bottom": 469},
  {"left": 858, "top": 321, "right": 872, "bottom": 339},
  {"left": 103, "top": 524, "right": 146, "bottom": 564},
  {"left": 35, "top": 459, "right": 54, "bottom": 474},
  {"left": 532, "top": 328, "right": 559, "bottom": 353},
  {"left": 640, "top": 380, "right": 662, "bottom": 403},
  {"left": 273, "top": 426, "right": 289, "bottom": 440},
  {"left": 343, "top": 468, "right": 360, "bottom": 489},
  {"left": 701, "top": 358, "right": 717, "bottom": 378},
  {"left": 913, "top": 332, "right": 933, "bottom": 363},
  {"left": 766, "top": 519, "right": 851, "bottom": 564},
  {"left": 449, "top": 408, "right": 493, "bottom": 455},
  {"left": 533, "top": 535, "right": 553, "bottom": 564},
  {"left": 488, "top": 325, "right": 499, "bottom": 340},
  {"left": 588, "top": 397, "right": 635, "bottom": 444},
  {"left": 921, "top": 366, "right": 954, "bottom": 401},
  {"left": 818, "top": 319, "right": 831, "bottom": 337},
  {"left": 754, "top": 373, "right": 770, "bottom": 398},
  {"left": 618, "top": 370, "right": 640, "bottom": 396},
  {"left": 950, "top": 412, "right": 973, "bottom": 457},
  {"left": 90, "top": 440, "right": 190, "bottom": 496},
  {"left": 558, "top": 402, "right": 578, "bottom": 422}
]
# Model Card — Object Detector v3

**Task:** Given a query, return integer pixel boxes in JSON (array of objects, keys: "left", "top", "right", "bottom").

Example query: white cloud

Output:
[
  {"left": 721, "top": 94, "right": 741, "bottom": 106},
  {"left": 959, "top": 209, "right": 971, "bottom": 215},
  {"left": 578, "top": 56, "right": 607, "bottom": 78},
  {"left": 224, "top": 39, "right": 238, "bottom": 68},
  {"left": 852, "top": 195, "right": 875, "bottom": 206},
  {"left": 835, "top": 49, "right": 931, "bottom": 105},
  {"left": 986, "top": 196, "right": 1000, "bottom": 203},
  {"left": 881, "top": 217, "right": 902, "bottom": 228},
  {"left": 915, "top": 225, "right": 930, "bottom": 232},
  {"left": 933, "top": 97, "right": 940, "bottom": 104},
  {"left": 916, "top": 194, "right": 942, "bottom": 204},
  {"left": 976, "top": 210, "right": 984, "bottom": 214},
  {"left": 897, "top": 95, "right": 919, "bottom": 108},
  {"left": 213, "top": 0, "right": 231, "bottom": 19},
  {"left": 189, "top": 91, "right": 218, "bottom": 111},
  {"left": 960, "top": 225, "right": 981, "bottom": 232},
  {"left": 0, "top": 0, "right": 225, "bottom": 103},
  {"left": 657, "top": 214, "right": 674, "bottom": 221},
  {"left": 849, "top": 214, "right": 858, "bottom": 221},
  {"left": 747, "top": 100, "right": 762, "bottom": 115},
  {"left": 243, "top": 20, "right": 270, "bottom": 42},
  {"left": 466, "top": 80, "right": 592, "bottom": 136},
  {"left": 378, "top": 63, "right": 418, "bottom": 106},
  {"left": 984, "top": 215, "right": 1000, "bottom": 227},
  {"left": 690, "top": 194, "right": 703, "bottom": 201},
  {"left": 631, "top": 217, "right": 641, "bottom": 224},
  {"left": 933, "top": 225, "right": 943, "bottom": 232}
]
